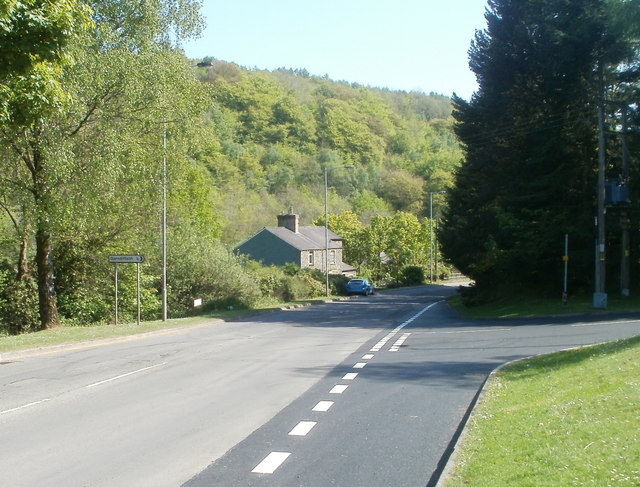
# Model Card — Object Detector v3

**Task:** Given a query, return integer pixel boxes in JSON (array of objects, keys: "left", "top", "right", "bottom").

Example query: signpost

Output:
[
  {"left": 109, "top": 255, "right": 145, "bottom": 264},
  {"left": 109, "top": 255, "right": 145, "bottom": 326}
]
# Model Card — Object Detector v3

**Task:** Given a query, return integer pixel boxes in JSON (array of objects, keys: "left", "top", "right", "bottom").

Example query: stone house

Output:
[{"left": 235, "top": 213, "right": 357, "bottom": 276}]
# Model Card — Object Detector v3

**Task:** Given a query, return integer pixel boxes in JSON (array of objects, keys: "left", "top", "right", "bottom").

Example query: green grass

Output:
[
  {"left": 0, "top": 296, "right": 335, "bottom": 354},
  {"left": 0, "top": 315, "right": 225, "bottom": 354},
  {"left": 443, "top": 335, "right": 640, "bottom": 486},
  {"left": 448, "top": 292, "right": 640, "bottom": 319}
]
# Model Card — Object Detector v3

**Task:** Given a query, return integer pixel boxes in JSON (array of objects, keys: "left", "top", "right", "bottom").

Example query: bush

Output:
[
  {"left": 284, "top": 272, "right": 325, "bottom": 300},
  {"left": 169, "top": 236, "right": 261, "bottom": 316},
  {"left": 203, "top": 295, "right": 248, "bottom": 312},
  {"left": 401, "top": 266, "right": 424, "bottom": 285},
  {"left": 0, "top": 268, "right": 39, "bottom": 334},
  {"left": 252, "top": 265, "right": 325, "bottom": 302}
]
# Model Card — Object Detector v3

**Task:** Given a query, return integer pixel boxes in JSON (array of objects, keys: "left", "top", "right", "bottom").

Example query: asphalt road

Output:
[{"left": 2, "top": 285, "right": 640, "bottom": 487}]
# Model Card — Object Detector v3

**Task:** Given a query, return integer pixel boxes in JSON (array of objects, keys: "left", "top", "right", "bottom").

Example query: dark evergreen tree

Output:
[{"left": 441, "top": 0, "right": 630, "bottom": 299}]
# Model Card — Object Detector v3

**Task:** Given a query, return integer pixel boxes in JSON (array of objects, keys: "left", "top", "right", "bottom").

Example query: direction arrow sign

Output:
[{"left": 109, "top": 254, "right": 145, "bottom": 264}]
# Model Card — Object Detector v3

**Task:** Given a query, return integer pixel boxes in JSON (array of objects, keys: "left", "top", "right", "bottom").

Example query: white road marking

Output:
[
  {"left": 362, "top": 354, "right": 374, "bottom": 360},
  {"left": 571, "top": 321, "right": 639, "bottom": 327},
  {"left": 370, "top": 301, "right": 442, "bottom": 352},
  {"left": 342, "top": 372, "right": 358, "bottom": 380},
  {"left": 390, "top": 332, "right": 411, "bottom": 352},
  {"left": 353, "top": 362, "right": 367, "bottom": 369},
  {"left": 252, "top": 452, "right": 291, "bottom": 474},
  {"left": 86, "top": 362, "right": 166, "bottom": 388},
  {"left": 422, "top": 328, "right": 510, "bottom": 335},
  {"left": 288, "top": 421, "right": 317, "bottom": 436},
  {"left": 312, "top": 401, "right": 334, "bottom": 412},
  {"left": 370, "top": 332, "right": 396, "bottom": 352},
  {"left": 0, "top": 398, "right": 51, "bottom": 416},
  {"left": 330, "top": 384, "right": 349, "bottom": 394}
]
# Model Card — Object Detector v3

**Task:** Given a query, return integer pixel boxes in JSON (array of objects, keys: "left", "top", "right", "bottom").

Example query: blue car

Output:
[{"left": 346, "top": 278, "right": 375, "bottom": 296}]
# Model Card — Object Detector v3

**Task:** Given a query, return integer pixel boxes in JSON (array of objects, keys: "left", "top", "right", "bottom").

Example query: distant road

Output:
[{"left": 2, "top": 286, "right": 639, "bottom": 487}]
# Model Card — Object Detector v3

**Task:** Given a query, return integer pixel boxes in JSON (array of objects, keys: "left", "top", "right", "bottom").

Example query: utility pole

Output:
[
  {"left": 620, "top": 104, "right": 630, "bottom": 296},
  {"left": 593, "top": 67, "right": 607, "bottom": 309}
]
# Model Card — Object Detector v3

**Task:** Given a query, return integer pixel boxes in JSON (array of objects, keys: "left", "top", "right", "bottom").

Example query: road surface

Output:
[{"left": 1, "top": 285, "right": 639, "bottom": 486}]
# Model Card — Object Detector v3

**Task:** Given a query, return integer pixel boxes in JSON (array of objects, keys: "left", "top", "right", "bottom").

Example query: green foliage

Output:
[
  {"left": 202, "top": 63, "right": 461, "bottom": 245},
  {"left": 401, "top": 266, "right": 424, "bottom": 286},
  {"left": 168, "top": 235, "right": 261, "bottom": 316},
  {"left": 441, "top": 0, "right": 639, "bottom": 298},
  {"left": 0, "top": 268, "right": 39, "bottom": 334},
  {"left": 0, "top": 2, "right": 464, "bottom": 334},
  {"left": 250, "top": 264, "right": 325, "bottom": 302},
  {"left": 0, "top": 0, "right": 92, "bottom": 123}
]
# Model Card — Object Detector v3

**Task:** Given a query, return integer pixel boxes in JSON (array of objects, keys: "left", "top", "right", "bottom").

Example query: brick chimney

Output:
[{"left": 277, "top": 212, "right": 299, "bottom": 233}]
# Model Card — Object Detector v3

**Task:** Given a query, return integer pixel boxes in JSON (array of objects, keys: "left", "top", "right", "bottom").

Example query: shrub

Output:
[
  {"left": 401, "top": 266, "right": 424, "bottom": 285},
  {"left": 0, "top": 268, "right": 39, "bottom": 334}
]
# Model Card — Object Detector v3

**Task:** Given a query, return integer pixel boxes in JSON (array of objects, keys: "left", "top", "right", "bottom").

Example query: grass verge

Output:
[
  {"left": 442, "top": 335, "right": 640, "bottom": 486},
  {"left": 0, "top": 297, "right": 335, "bottom": 354},
  {"left": 447, "top": 292, "right": 640, "bottom": 319}
]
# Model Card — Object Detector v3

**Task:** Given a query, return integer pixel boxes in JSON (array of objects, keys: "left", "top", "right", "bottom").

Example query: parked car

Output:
[{"left": 346, "top": 278, "right": 375, "bottom": 296}]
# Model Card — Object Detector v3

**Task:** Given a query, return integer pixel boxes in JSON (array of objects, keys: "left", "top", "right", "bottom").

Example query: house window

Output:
[
  {"left": 308, "top": 251, "right": 314, "bottom": 266},
  {"left": 330, "top": 250, "right": 336, "bottom": 266}
]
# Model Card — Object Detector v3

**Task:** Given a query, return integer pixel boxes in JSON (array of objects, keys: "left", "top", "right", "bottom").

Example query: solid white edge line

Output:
[
  {"left": 252, "top": 452, "right": 291, "bottom": 474},
  {"left": 288, "top": 421, "right": 317, "bottom": 436},
  {"left": 423, "top": 328, "right": 511, "bottom": 335}
]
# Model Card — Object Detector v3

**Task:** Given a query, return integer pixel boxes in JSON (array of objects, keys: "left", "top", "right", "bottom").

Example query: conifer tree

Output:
[{"left": 441, "top": 0, "right": 633, "bottom": 298}]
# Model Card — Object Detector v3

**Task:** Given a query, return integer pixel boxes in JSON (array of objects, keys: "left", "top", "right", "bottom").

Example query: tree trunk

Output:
[
  {"left": 35, "top": 226, "right": 60, "bottom": 329},
  {"left": 29, "top": 143, "right": 61, "bottom": 330},
  {"left": 17, "top": 232, "right": 30, "bottom": 280}
]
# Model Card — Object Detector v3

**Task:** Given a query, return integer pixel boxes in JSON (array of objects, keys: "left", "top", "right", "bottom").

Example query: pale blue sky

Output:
[{"left": 182, "top": 0, "right": 488, "bottom": 100}]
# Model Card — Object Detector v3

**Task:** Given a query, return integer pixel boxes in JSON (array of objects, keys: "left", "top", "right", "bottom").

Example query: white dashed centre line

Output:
[
  {"left": 362, "top": 354, "right": 374, "bottom": 360},
  {"left": 342, "top": 372, "right": 358, "bottom": 380},
  {"left": 252, "top": 452, "right": 291, "bottom": 474},
  {"left": 288, "top": 421, "right": 317, "bottom": 436},
  {"left": 353, "top": 362, "right": 367, "bottom": 369},
  {"left": 330, "top": 384, "right": 349, "bottom": 394},
  {"left": 86, "top": 363, "right": 166, "bottom": 388},
  {"left": 312, "top": 401, "right": 334, "bottom": 412},
  {"left": 0, "top": 398, "right": 51, "bottom": 416}
]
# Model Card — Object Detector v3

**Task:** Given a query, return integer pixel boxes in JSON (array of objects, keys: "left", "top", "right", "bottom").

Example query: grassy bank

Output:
[
  {"left": 442, "top": 335, "right": 640, "bottom": 486},
  {"left": 448, "top": 292, "right": 640, "bottom": 319}
]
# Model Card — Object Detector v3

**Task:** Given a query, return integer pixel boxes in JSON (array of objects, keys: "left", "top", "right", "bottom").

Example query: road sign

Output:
[{"left": 109, "top": 254, "right": 145, "bottom": 264}]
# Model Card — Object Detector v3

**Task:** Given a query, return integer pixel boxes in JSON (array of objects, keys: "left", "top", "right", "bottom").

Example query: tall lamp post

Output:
[
  {"left": 324, "top": 165, "right": 354, "bottom": 296},
  {"left": 161, "top": 61, "right": 213, "bottom": 321},
  {"left": 429, "top": 191, "right": 446, "bottom": 282},
  {"left": 324, "top": 168, "right": 329, "bottom": 296},
  {"left": 162, "top": 122, "right": 168, "bottom": 321}
]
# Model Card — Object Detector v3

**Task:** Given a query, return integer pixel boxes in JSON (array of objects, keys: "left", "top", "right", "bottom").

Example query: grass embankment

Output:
[
  {"left": 443, "top": 335, "right": 640, "bottom": 486},
  {"left": 448, "top": 292, "right": 640, "bottom": 319}
]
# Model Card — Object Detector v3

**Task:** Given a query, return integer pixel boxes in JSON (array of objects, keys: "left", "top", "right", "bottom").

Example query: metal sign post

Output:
[
  {"left": 109, "top": 255, "right": 145, "bottom": 326},
  {"left": 114, "top": 263, "right": 119, "bottom": 325}
]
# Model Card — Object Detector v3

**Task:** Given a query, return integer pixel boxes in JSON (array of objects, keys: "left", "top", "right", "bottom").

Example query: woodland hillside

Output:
[{"left": 194, "top": 60, "right": 460, "bottom": 245}]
